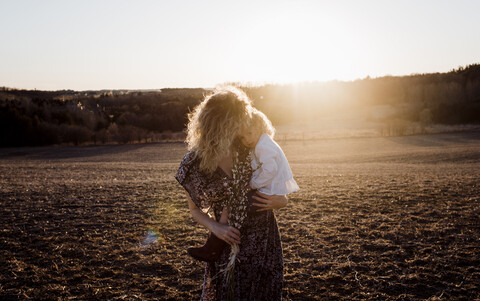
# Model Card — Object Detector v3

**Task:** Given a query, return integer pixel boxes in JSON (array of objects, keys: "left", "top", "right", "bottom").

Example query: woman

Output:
[{"left": 174, "top": 87, "right": 288, "bottom": 300}]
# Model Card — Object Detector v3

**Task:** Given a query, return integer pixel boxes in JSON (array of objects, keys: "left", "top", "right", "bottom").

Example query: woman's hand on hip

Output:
[
  {"left": 252, "top": 192, "right": 288, "bottom": 212},
  {"left": 211, "top": 222, "right": 241, "bottom": 245}
]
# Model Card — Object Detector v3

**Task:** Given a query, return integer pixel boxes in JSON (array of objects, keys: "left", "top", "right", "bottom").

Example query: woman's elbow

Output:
[{"left": 186, "top": 194, "right": 200, "bottom": 213}]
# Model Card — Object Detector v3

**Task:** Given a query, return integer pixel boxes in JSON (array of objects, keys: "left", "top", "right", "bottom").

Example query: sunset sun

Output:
[{"left": 228, "top": 5, "right": 369, "bottom": 84}]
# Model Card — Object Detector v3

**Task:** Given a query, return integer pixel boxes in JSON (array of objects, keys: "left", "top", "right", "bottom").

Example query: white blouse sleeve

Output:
[{"left": 250, "top": 141, "right": 278, "bottom": 189}]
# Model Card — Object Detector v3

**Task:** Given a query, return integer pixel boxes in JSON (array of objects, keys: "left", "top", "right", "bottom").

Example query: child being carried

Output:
[{"left": 188, "top": 109, "right": 299, "bottom": 262}]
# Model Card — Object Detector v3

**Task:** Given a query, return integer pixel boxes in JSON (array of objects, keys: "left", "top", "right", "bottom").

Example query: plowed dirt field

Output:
[{"left": 1, "top": 132, "right": 479, "bottom": 300}]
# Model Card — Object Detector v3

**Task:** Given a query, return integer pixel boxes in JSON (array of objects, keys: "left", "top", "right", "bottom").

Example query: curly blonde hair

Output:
[
  {"left": 186, "top": 87, "right": 253, "bottom": 174},
  {"left": 251, "top": 108, "right": 275, "bottom": 138}
]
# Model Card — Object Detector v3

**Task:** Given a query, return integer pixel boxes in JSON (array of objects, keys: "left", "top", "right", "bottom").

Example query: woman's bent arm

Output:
[{"left": 186, "top": 193, "right": 241, "bottom": 245}]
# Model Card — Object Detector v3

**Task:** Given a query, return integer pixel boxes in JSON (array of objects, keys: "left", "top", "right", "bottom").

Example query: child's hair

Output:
[
  {"left": 186, "top": 86, "right": 253, "bottom": 174},
  {"left": 251, "top": 109, "right": 275, "bottom": 138}
]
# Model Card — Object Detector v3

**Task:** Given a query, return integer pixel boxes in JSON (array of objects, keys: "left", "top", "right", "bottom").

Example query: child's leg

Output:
[{"left": 219, "top": 207, "right": 228, "bottom": 224}]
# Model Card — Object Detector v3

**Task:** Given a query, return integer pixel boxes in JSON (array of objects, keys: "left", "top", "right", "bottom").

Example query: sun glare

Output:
[{"left": 231, "top": 6, "right": 364, "bottom": 84}]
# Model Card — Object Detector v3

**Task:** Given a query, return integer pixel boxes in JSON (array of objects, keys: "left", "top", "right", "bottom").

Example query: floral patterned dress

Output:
[{"left": 175, "top": 151, "right": 284, "bottom": 300}]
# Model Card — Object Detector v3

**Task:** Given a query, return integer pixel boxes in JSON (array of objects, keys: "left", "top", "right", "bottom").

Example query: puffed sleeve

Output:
[
  {"left": 175, "top": 151, "right": 228, "bottom": 210},
  {"left": 174, "top": 151, "right": 211, "bottom": 210},
  {"left": 250, "top": 137, "right": 278, "bottom": 189}
]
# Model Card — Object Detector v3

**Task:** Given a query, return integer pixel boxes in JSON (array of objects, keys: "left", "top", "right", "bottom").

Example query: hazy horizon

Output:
[
  {"left": 1, "top": 0, "right": 480, "bottom": 91},
  {"left": 3, "top": 63, "right": 480, "bottom": 92}
]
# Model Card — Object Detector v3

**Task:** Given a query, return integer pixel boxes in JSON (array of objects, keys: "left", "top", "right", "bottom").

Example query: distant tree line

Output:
[
  {"left": 1, "top": 64, "right": 479, "bottom": 147},
  {"left": 242, "top": 64, "right": 480, "bottom": 126},
  {"left": 0, "top": 88, "right": 204, "bottom": 147}
]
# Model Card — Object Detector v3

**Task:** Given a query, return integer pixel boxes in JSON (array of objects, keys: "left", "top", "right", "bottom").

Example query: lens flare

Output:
[{"left": 140, "top": 229, "right": 158, "bottom": 248}]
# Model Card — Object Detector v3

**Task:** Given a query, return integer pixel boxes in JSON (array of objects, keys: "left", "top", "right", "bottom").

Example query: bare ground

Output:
[{"left": 1, "top": 132, "right": 480, "bottom": 300}]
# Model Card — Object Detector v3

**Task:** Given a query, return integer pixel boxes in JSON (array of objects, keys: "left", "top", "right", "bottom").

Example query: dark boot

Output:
[{"left": 187, "top": 233, "right": 227, "bottom": 262}]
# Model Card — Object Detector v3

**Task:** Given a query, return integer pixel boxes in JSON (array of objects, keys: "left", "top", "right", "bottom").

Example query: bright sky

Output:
[{"left": 1, "top": 0, "right": 480, "bottom": 90}]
